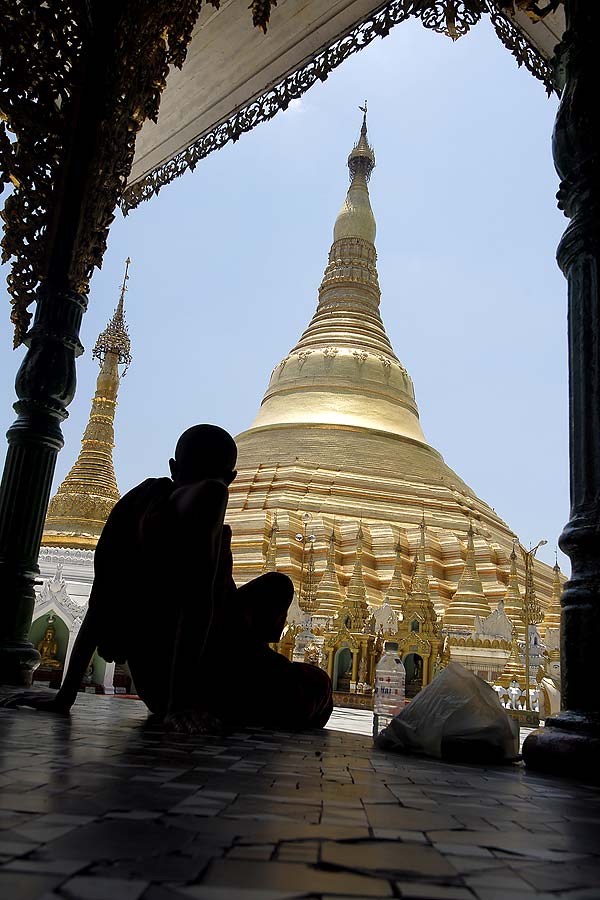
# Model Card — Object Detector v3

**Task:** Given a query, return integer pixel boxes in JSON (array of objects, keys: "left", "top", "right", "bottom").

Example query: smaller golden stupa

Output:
[{"left": 42, "top": 259, "right": 133, "bottom": 549}]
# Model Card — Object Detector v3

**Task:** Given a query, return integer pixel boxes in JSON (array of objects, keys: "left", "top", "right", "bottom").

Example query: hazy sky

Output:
[{"left": 0, "top": 16, "right": 568, "bottom": 570}]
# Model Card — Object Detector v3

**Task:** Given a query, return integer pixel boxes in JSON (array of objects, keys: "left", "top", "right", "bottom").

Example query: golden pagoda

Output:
[
  {"left": 226, "top": 112, "right": 557, "bottom": 691},
  {"left": 42, "top": 260, "right": 132, "bottom": 550}
]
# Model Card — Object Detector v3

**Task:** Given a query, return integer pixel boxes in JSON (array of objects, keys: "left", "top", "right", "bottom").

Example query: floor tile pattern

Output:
[{"left": 1, "top": 693, "right": 599, "bottom": 899}]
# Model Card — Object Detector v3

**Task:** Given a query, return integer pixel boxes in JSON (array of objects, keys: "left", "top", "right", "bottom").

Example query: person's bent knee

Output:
[{"left": 262, "top": 571, "right": 294, "bottom": 600}]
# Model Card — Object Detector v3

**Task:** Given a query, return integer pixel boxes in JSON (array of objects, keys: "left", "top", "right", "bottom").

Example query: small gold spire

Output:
[
  {"left": 263, "top": 511, "right": 278, "bottom": 573},
  {"left": 385, "top": 533, "right": 407, "bottom": 616},
  {"left": 498, "top": 626, "right": 527, "bottom": 690},
  {"left": 544, "top": 556, "right": 562, "bottom": 637},
  {"left": 411, "top": 517, "right": 429, "bottom": 599},
  {"left": 443, "top": 520, "right": 492, "bottom": 630},
  {"left": 315, "top": 528, "right": 343, "bottom": 616},
  {"left": 345, "top": 523, "right": 369, "bottom": 630},
  {"left": 300, "top": 537, "right": 317, "bottom": 615},
  {"left": 403, "top": 519, "right": 439, "bottom": 635},
  {"left": 43, "top": 260, "right": 133, "bottom": 549},
  {"left": 503, "top": 541, "right": 525, "bottom": 639}
]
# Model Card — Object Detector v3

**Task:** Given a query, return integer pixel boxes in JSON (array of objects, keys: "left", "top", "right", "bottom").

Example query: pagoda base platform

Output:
[
  {"left": 523, "top": 711, "right": 600, "bottom": 784},
  {"left": 0, "top": 688, "right": 599, "bottom": 898},
  {"left": 333, "top": 689, "right": 373, "bottom": 710}
]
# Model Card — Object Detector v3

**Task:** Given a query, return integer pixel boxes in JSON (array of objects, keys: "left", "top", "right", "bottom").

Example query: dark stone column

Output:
[
  {"left": 0, "top": 5, "right": 116, "bottom": 686},
  {"left": 523, "top": 0, "right": 600, "bottom": 780},
  {"left": 0, "top": 286, "right": 87, "bottom": 685}
]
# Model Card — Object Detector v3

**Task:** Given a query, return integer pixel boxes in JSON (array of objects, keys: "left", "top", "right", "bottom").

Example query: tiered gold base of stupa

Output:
[{"left": 227, "top": 424, "right": 556, "bottom": 617}]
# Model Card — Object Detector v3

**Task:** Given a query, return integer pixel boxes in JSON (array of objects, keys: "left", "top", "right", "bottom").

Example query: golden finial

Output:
[
  {"left": 419, "top": 508, "right": 426, "bottom": 544},
  {"left": 349, "top": 103, "right": 375, "bottom": 182},
  {"left": 93, "top": 257, "right": 132, "bottom": 374},
  {"left": 356, "top": 521, "right": 364, "bottom": 555}
]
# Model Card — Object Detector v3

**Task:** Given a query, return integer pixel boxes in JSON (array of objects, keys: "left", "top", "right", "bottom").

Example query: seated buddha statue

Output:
[{"left": 37, "top": 623, "right": 62, "bottom": 669}]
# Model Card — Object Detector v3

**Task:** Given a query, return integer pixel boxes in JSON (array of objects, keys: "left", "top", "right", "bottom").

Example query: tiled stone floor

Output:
[{"left": 1, "top": 694, "right": 599, "bottom": 900}]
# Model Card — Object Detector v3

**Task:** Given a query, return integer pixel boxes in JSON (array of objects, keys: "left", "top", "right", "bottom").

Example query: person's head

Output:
[{"left": 169, "top": 424, "right": 237, "bottom": 486}]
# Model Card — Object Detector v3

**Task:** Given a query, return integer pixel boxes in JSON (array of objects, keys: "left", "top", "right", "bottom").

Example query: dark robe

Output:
[{"left": 89, "top": 478, "right": 332, "bottom": 729}]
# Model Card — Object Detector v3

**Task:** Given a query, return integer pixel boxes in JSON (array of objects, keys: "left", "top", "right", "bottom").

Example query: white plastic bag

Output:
[{"left": 376, "top": 661, "right": 519, "bottom": 762}]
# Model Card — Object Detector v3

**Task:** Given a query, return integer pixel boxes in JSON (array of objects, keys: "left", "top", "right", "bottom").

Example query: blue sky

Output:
[{"left": 0, "top": 17, "right": 568, "bottom": 569}]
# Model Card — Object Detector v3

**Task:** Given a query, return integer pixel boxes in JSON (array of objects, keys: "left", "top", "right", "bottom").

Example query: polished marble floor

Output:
[{"left": 0, "top": 693, "right": 599, "bottom": 900}]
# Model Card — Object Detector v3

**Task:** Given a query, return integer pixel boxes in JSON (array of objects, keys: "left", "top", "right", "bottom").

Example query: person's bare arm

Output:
[{"left": 0, "top": 608, "right": 99, "bottom": 712}]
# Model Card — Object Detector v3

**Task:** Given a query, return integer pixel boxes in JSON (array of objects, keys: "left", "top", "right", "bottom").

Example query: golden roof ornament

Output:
[
  {"left": 410, "top": 515, "right": 430, "bottom": 599},
  {"left": 315, "top": 528, "right": 343, "bottom": 617},
  {"left": 385, "top": 534, "right": 408, "bottom": 616},
  {"left": 345, "top": 523, "right": 370, "bottom": 631},
  {"left": 503, "top": 541, "right": 525, "bottom": 639},
  {"left": 403, "top": 516, "right": 439, "bottom": 636},
  {"left": 42, "top": 258, "right": 133, "bottom": 549},
  {"left": 300, "top": 537, "right": 318, "bottom": 615},
  {"left": 543, "top": 551, "right": 562, "bottom": 635},
  {"left": 262, "top": 511, "right": 278, "bottom": 573},
  {"left": 498, "top": 625, "right": 528, "bottom": 690},
  {"left": 443, "top": 520, "right": 492, "bottom": 630},
  {"left": 93, "top": 257, "right": 132, "bottom": 374}
]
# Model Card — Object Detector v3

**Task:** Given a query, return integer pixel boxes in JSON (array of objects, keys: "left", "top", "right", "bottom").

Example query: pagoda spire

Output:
[
  {"left": 243, "top": 113, "right": 426, "bottom": 445},
  {"left": 345, "top": 524, "right": 369, "bottom": 631},
  {"left": 315, "top": 528, "right": 343, "bottom": 617},
  {"left": 543, "top": 554, "right": 563, "bottom": 638},
  {"left": 502, "top": 542, "right": 525, "bottom": 640},
  {"left": 443, "top": 521, "right": 492, "bottom": 632},
  {"left": 497, "top": 625, "right": 527, "bottom": 691},
  {"left": 43, "top": 259, "right": 133, "bottom": 550},
  {"left": 404, "top": 517, "right": 439, "bottom": 633},
  {"left": 385, "top": 534, "right": 408, "bottom": 617},
  {"left": 262, "top": 511, "right": 278, "bottom": 573}
]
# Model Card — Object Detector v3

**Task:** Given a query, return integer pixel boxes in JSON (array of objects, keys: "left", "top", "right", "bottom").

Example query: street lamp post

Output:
[
  {"left": 295, "top": 513, "right": 316, "bottom": 616},
  {"left": 519, "top": 539, "right": 547, "bottom": 711}
]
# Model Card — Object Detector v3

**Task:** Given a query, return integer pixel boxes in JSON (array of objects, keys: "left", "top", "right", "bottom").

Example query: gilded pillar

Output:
[
  {"left": 523, "top": 0, "right": 600, "bottom": 778},
  {"left": 351, "top": 650, "right": 359, "bottom": 684}
]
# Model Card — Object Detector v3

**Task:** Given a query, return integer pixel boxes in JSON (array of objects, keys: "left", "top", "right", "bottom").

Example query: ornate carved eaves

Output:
[
  {"left": 0, "top": 0, "right": 271, "bottom": 347},
  {"left": 121, "top": 0, "right": 559, "bottom": 214}
]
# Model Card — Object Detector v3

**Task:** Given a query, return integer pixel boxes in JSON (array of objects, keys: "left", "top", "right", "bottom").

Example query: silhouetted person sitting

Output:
[{"left": 4, "top": 425, "right": 333, "bottom": 733}]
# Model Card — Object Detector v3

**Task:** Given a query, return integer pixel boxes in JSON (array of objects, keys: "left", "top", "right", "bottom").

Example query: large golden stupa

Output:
[{"left": 226, "top": 113, "right": 557, "bottom": 667}]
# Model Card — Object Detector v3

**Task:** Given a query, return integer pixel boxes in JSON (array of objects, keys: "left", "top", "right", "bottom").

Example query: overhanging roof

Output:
[{"left": 122, "top": 1, "right": 564, "bottom": 213}]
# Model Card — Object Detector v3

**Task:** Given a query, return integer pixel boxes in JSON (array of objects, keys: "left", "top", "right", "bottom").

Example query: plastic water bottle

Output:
[{"left": 373, "top": 641, "right": 406, "bottom": 738}]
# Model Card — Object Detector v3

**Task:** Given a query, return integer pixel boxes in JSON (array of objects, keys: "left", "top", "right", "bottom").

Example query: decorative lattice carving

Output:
[
  {"left": 121, "top": 1, "right": 557, "bottom": 213},
  {"left": 1, "top": 1, "right": 273, "bottom": 347}
]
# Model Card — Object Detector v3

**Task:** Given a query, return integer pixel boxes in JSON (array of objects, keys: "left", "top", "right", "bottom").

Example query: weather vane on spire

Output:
[
  {"left": 120, "top": 256, "right": 131, "bottom": 302},
  {"left": 359, "top": 100, "right": 367, "bottom": 130},
  {"left": 348, "top": 103, "right": 374, "bottom": 182}
]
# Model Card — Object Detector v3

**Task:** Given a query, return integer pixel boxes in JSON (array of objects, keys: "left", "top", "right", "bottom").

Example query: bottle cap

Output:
[{"left": 383, "top": 641, "right": 399, "bottom": 652}]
